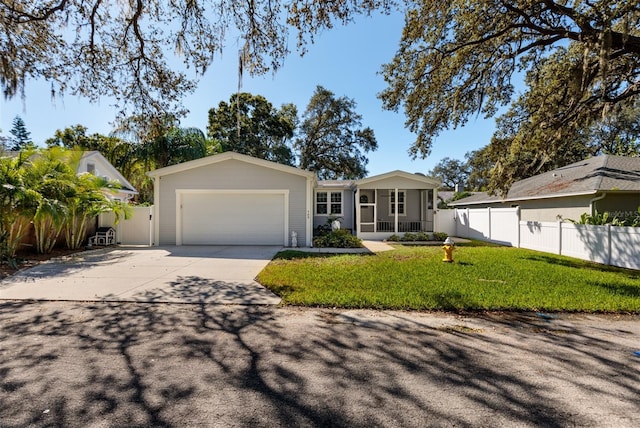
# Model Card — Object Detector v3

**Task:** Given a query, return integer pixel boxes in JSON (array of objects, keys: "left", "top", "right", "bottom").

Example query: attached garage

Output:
[
  {"left": 147, "top": 152, "right": 315, "bottom": 247},
  {"left": 178, "top": 190, "right": 287, "bottom": 245}
]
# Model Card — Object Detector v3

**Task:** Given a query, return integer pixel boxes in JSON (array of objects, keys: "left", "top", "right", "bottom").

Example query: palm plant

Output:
[
  {"left": 23, "top": 148, "right": 79, "bottom": 253},
  {"left": 0, "top": 152, "right": 38, "bottom": 264},
  {"left": 63, "top": 174, "right": 115, "bottom": 250},
  {"left": 137, "top": 126, "right": 210, "bottom": 169}
]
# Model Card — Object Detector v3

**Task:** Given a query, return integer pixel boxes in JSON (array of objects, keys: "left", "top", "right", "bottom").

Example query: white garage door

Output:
[{"left": 180, "top": 192, "right": 286, "bottom": 245}]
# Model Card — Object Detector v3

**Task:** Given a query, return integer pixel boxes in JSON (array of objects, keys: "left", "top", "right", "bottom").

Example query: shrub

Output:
[
  {"left": 387, "top": 234, "right": 401, "bottom": 242},
  {"left": 400, "top": 232, "right": 418, "bottom": 241},
  {"left": 432, "top": 232, "right": 448, "bottom": 241},
  {"left": 314, "top": 215, "right": 344, "bottom": 237},
  {"left": 313, "top": 229, "right": 363, "bottom": 248},
  {"left": 313, "top": 224, "right": 332, "bottom": 237},
  {"left": 414, "top": 231, "right": 431, "bottom": 241},
  {"left": 399, "top": 232, "right": 432, "bottom": 242}
]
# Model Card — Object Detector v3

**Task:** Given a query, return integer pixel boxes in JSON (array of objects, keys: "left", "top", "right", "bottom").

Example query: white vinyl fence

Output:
[
  {"left": 434, "top": 209, "right": 456, "bottom": 237},
  {"left": 436, "top": 208, "right": 640, "bottom": 270},
  {"left": 99, "top": 205, "right": 154, "bottom": 246},
  {"left": 448, "top": 207, "right": 520, "bottom": 245}
]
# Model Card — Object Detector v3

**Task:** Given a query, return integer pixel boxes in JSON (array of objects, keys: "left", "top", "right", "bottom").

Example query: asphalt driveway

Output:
[
  {"left": 1, "top": 302, "right": 639, "bottom": 427},
  {"left": 0, "top": 246, "right": 282, "bottom": 304}
]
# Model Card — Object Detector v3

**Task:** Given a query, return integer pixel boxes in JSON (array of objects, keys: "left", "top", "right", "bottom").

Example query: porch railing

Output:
[{"left": 376, "top": 221, "right": 432, "bottom": 233}]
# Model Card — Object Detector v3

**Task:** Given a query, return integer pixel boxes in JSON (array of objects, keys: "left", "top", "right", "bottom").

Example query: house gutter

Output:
[{"left": 589, "top": 192, "right": 607, "bottom": 216}]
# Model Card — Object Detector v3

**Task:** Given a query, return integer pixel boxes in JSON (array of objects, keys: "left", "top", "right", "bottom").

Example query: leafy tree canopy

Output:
[
  {"left": 0, "top": 0, "right": 394, "bottom": 120},
  {"left": 428, "top": 157, "right": 469, "bottom": 191},
  {"left": 380, "top": 1, "right": 640, "bottom": 159},
  {"left": 485, "top": 43, "right": 640, "bottom": 193},
  {"left": 208, "top": 92, "right": 297, "bottom": 166},
  {"left": 464, "top": 148, "right": 493, "bottom": 192},
  {"left": 295, "top": 86, "right": 378, "bottom": 180},
  {"left": 442, "top": 93, "right": 640, "bottom": 196}
]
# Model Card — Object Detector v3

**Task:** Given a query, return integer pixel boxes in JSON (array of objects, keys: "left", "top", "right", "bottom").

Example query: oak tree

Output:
[
  {"left": 483, "top": 43, "right": 640, "bottom": 193},
  {"left": 0, "top": 0, "right": 393, "bottom": 120},
  {"left": 295, "top": 86, "right": 378, "bottom": 180},
  {"left": 207, "top": 92, "right": 297, "bottom": 166},
  {"left": 380, "top": 1, "right": 640, "bottom": 159},
  {"left": 428, "top": 157, "right": 469, "bottom": 191}
]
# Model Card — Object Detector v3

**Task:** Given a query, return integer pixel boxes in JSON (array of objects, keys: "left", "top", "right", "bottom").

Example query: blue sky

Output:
[{"left": 0, "top": 12, "right": 502, "bottom": 176}]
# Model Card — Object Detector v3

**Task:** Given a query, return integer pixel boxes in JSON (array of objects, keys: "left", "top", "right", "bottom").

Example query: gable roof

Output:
[
  {"left": 450, "top": 155, "right": 640, "bottom": 206},
  {"left": 81, "top": 151, "right": 137, "bottom": 194},
  {"left": 355, "top": 170, "right": 440, "bottom": 187},
  {"left": 146, "top": 151, "right": 316, "bottom": 179}
]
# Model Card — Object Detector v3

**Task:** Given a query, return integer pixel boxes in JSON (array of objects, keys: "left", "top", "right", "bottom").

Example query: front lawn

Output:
[{"left": 256, "top": 244, "right": 640, "bottom": 312}]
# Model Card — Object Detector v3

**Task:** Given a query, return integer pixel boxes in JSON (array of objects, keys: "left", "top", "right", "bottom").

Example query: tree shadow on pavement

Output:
[{"left": 1, "top": 298, "right": 639, "bottom": 427}]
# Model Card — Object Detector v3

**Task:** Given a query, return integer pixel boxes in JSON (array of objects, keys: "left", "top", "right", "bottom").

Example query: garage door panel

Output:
[{"left": 181, "top": 192, "right": 285, "bottom": 245}]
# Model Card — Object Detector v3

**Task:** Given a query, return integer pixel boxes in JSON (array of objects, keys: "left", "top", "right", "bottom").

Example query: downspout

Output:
[{"left": 589, "top": 192, "right": 607, "bottom": 216}]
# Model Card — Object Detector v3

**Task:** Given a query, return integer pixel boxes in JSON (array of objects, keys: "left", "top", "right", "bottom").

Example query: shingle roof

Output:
[
  {"left": 510, "top": 155, "right": 640, "bottom": 197},
  {"left": 449, "top": 155, "right": 640, "bottom": 206}
]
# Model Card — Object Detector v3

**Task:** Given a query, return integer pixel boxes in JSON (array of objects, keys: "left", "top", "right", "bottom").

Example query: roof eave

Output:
[
  {"left": 356, "top": 170, "right": 440, "bottom": 187},
  {"left": 449, "top": 190, "right": 600, "bottom": 206},
  {"left": 147, "top": 152, "right": 316, "bottom": 179}
]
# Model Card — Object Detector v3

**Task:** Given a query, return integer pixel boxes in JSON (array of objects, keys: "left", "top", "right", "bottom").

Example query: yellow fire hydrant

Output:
[{"left": 442, "top": 237, "right": 455, "bottom": 263}]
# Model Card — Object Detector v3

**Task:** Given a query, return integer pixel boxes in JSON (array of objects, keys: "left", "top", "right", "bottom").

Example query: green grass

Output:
[{"left": 256, "top": 244, "right": 640, "bottom": 312}]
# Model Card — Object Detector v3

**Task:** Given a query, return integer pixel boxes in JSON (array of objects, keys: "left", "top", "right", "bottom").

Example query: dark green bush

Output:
[
  {"left": 387, "top": 234, "right": 401, "bottom": 242},
  {"left": 313, "top": 229, "right": 363, "bottom": 248},
  {"left": 432, "top": 232, "right": 448, "bottom": 241},
  {"left": 398, "top": 232, "right": 432, "bottom": 241}
]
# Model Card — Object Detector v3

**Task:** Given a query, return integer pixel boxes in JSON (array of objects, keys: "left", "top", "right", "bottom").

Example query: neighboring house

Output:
[
  {"left": 147, "top": 152, "right": 440, "bottom": 246},
  {"left": 3, "top": 150, "right": 137, "bottom": 201},
  {"left": 449, "top": 155, "right": 640, "bottom": 222},
  {"left": 79, "top": 151, "right": 138, "bottom": 201}
]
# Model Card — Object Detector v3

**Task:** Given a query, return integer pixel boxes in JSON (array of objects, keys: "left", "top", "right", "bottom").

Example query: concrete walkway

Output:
[
  {"left": 0, "top": 246, "right": 282, "bottom": 304},
  {"left": 290, "top": 240, "right": 396, "bottom": 254}
]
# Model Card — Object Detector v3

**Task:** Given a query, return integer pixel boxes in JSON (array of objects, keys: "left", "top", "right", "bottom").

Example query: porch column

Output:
[
  {"left": 355, "top": 189, "right": 361, "bottom": 235},
  {"left": 394, "top": 187, "right": 399, "bottom": 234},
  {"left": 374, "top": 188, "right": 378, "bottom": 232}
]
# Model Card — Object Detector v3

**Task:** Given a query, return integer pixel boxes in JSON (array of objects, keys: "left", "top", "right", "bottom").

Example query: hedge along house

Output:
[{"left": 147, "top": 152, "right": 440, "bottom": 246}]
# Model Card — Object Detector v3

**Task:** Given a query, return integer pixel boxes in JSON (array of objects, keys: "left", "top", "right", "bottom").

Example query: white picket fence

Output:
[
  {"left": 436, "top": 208, "right": 640, "bottom": 270},
  {"left": 99, "top": 206, "right": 154, "bottom": 246}
]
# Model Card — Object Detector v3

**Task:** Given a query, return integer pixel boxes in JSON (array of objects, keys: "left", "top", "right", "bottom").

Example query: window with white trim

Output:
[
  {"left": 390, "top": 190, "right": 406, "bottom": 215},
  {"left": 316, "top": 191, "right": 342, "bottom": 215}
]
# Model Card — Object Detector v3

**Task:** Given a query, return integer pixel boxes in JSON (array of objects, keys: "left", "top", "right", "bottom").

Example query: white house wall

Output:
[{"left": 156, "top": 159, "right": 308, "bottom": 245}]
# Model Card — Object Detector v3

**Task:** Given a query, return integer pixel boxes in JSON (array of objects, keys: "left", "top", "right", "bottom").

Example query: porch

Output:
[{"left": 356, "top": 186, "right": 437, "bottom": 239}]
